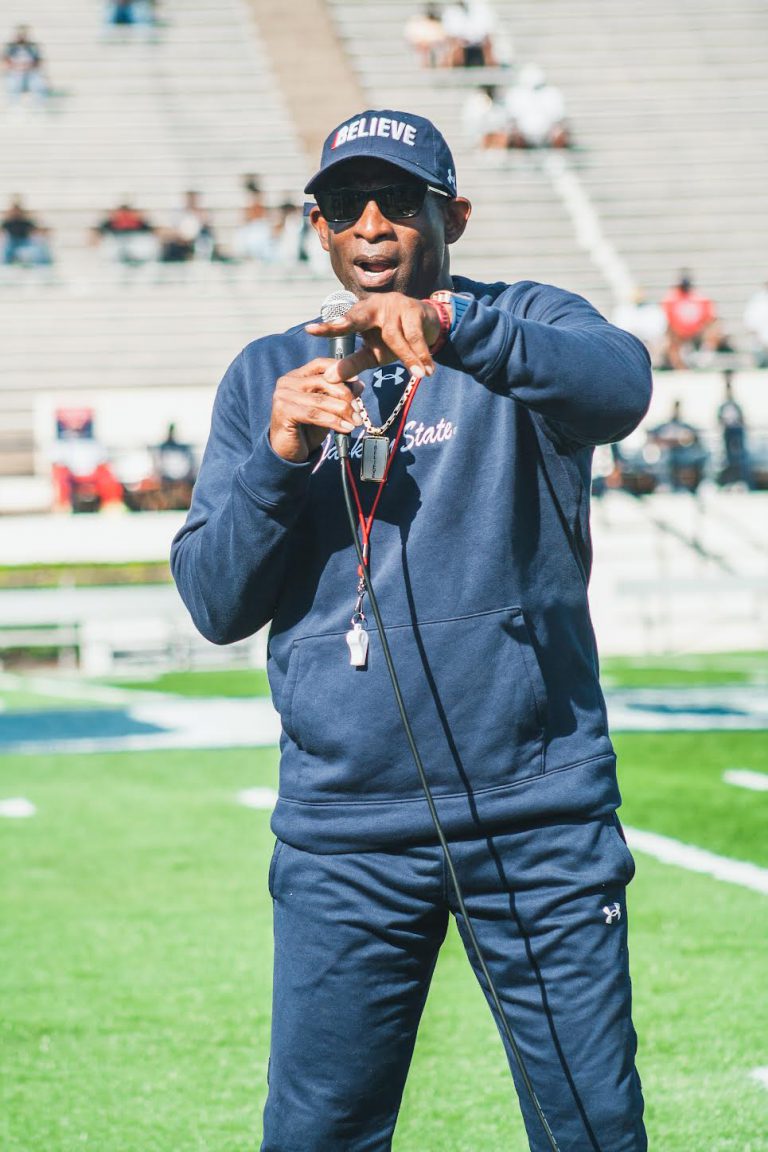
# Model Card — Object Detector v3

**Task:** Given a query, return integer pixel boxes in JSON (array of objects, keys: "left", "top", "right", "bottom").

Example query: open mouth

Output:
[{"left": 353, "top": 256, "right": 397, "bottom": 288}]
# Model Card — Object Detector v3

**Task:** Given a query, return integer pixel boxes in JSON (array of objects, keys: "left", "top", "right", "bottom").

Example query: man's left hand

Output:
[{"left": 305, "top": 293, "right": 441, "bottom": 384}]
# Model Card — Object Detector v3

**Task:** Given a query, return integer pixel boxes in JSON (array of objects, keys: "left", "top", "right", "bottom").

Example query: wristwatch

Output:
[
  {"left": 424, "top": 297, "right": 451, "bottom": 355},
  {"left": 430, "top": 290, "right": 473, "bottom": 336}
]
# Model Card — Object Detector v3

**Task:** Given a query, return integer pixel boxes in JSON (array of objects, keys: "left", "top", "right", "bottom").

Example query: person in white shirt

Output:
[
  {"left": 461, "top": 84, "right": 509, "bottom": 148},
  {"left": 442, "top": 0, "right": 497, "bottom": 67},
  {"left": 506, "top": 63, "right": 570, "bottom": 148},
  {"left": 743, "top": 281, "right": 768, "bottom": 368},
  {"left": 404, "top": 4, "right": 449, "bottom": 68},
  {"left": 612, "top": 289, "right": 668, "bottom": 368}
]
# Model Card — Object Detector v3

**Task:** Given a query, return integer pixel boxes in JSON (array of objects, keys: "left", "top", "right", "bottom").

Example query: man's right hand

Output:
[{"left": 269, "top": 358, "right": 364, "bottom": 463}]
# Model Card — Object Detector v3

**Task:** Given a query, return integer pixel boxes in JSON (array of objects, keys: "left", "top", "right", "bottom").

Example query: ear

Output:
[
  {"left": 309, "top": 206, "right": 330, "bottom": 253},
  {"left": 444, "top": 197, "right": 471, "bottom": 245}
]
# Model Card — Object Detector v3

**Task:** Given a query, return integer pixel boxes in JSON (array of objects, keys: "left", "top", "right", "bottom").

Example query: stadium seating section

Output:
[{"left": 1, "top": 0, "right": 767, "bottom": 487}]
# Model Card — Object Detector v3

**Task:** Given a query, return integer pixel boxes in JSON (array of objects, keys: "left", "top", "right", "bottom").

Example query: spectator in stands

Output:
[
  {"left": 442, "top": 0, "right": 498, "bottom": 67},
  {"left": 717, "top": 370, "right": 751, "bottom": 488},
  {"left": 271, "top": 201, "right": 305, "bottom": 266},
  {"left": 505, "top": 63, "right": 570, "bottom": 149},
  {"left": 611, "top": 288, "right": 667, "bottom": 368},
  {"left": 3, "top": 25, "right": 49, "bottom": 108},
  {"left": 160, "top": 190, "right": 219, "bottom": 263},
  {"left": 1, "top": 196, "right": 53, "bottom": 266},
  {"left": 298, "top": 210, "right": 331, "bottom": 276},
  {"left": 90, "top": 202, "right": 159, "bottom": 265},
  {"left": 461, "top": 83, "right": 509, "bottom": 149},
  {"left": 104, "top": 1, "right": 157, "bottom": 31},
  {"left": 649, "top": 400, "right": 706, "bottom": 491},
  {"left": 235, "top": 175, "right": 274, "bottom": 262},
  {"left": 404, "top": 4, "right": 449, "bottom": 68},
  {"left": 155, "top": 422, "right": 196, "bottom": 485},
  {"left": 661, "top": 270, "right": 731, "bottom": 369},
  {"left": 743, "top": 279, "right": 768, "bottom": 368}
]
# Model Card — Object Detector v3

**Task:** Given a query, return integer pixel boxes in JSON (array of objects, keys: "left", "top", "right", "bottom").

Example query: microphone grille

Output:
[{"left": 320, "top": 289, "right": 357, "bottom": 323}]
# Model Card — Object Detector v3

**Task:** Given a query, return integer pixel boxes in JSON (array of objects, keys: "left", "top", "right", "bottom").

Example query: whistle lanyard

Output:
[{"left": 342, "top": 375, "right": 422, "bottom": 664}]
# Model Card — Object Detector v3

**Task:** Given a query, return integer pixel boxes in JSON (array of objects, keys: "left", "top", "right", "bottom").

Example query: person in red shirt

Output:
[
  {"left": 90, "top": 202, "right": 159, "bottom": 265},
  {"left": 662, "top": 271, "right": 729, "bottom": 369}
]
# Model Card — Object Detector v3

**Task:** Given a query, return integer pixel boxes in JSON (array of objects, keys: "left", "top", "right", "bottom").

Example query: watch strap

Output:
[
  {"left": 430, "top": 290, "right": 472, "bottom": 336},
  {"left": 424, "top": 298, "right": 452, "bottom": 355}
]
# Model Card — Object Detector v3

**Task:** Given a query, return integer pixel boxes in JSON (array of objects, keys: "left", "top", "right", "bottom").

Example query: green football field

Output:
[{"left": 1, "top": 661, "right": 767, "bottom": 1151}]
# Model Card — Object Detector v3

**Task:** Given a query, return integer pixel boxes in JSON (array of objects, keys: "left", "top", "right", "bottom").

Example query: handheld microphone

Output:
[
  {"left": 321, "top": 289, "right": 357, "bottom": 361},
  {"left": 320, "top": 290, "right": 357, "bottom": 458}
]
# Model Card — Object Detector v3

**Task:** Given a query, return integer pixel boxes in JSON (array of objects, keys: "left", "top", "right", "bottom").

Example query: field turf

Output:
[{"left": 1, "top": 666, "right": 767, "bottom": 1150}]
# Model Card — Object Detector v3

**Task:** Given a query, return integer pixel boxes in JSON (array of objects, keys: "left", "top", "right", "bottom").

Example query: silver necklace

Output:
[{"left": 357, "top": 371, "right": 420, "bottom": 482}]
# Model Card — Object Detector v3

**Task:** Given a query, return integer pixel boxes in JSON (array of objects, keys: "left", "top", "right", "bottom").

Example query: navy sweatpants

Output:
[{"left": 261, "top": 816, "right": 646, "bottom": 1151}]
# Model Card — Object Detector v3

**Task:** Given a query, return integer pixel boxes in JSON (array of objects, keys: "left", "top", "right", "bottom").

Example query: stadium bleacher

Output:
[
  {"left": 3, "top": 0, "right": 768, "bottom": 477},
  {"left": 0, "top": 0, "right": 337, "bottom": 478},
  {"left": 1, "top": 0, "right": 767, "bottom": 658},
  {"left": 328, "top": 0, "right": 768, "bottom": 341}
]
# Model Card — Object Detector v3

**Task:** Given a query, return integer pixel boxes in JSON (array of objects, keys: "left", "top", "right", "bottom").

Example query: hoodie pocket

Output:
[{"left": 281, "top": 605, "right": 548, "bottom": 803}]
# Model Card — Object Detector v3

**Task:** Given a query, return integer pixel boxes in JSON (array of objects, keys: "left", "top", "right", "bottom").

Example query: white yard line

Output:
[
  {"left": 723, "top": 769, "right": 768, "bottom": 792},
  {"left": 750, "top": 1067, "right": 768, "bottom": 1090},
  {"left": 0, "top": 797, "right": 36, "bottom": 818},
  {"left": 625, "top": 827, "right": 768, "bottom": 895},
  {"left": 237, "top": 787, "right": 278, "bottom": 810}
]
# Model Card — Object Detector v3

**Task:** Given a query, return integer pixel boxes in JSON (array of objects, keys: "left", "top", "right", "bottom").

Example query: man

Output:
[
  {"left": 649, "top": 400, "right": 706, "bottom": 492},
  {"left": 171, "top": 109, "right": 651, "bottom": 1151},
  {"left": 160, "top": 189, "right": 217, "bottom": 262},
  {"left": 3, "top": 25, "right": 48, "bottom": 107},
  {"left": 442, "top": 0, "right": 498, "bottom": 67},
  {"left": 661, "top": 270, "right": 729, "bottom": 369},
  {"left": 743, "top": 278, "right": 768, "bottom": 368},
  {"left": 506, "top": 63, "right": 571, "bottom": 149},
  {"left": 612, "top": 287, "right": 667, "bottom": 369},
  {"left": 90, "top": 202, "right": 159, "bottom": 265},
  {"left": 717, "top": 371, "right": 751, "bottom": 488},
  {"left": 1, "top": 196, "right": 53, "bottom": 266}
]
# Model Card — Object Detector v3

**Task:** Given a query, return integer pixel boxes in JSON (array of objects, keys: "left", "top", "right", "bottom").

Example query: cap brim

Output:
[{"left": 305, "top": 153, "right": 453, "bottom": 197}]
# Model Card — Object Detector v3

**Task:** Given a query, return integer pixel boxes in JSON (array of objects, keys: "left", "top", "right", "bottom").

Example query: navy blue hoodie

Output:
[{"left": 171, "top": 277, "right": 651, "bottom": 851}]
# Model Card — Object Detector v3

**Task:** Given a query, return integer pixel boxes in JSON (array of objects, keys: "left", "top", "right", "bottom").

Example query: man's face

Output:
[{"left": 310, "top": 159, "right": 470, "bottom": 300}]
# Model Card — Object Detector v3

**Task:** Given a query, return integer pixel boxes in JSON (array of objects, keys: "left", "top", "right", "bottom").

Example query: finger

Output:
[
  {"left": 324, "top": 346, "right": 379, "bottom": 384},
  {"left": 291, "top": 357, "right": 341, "bottom": 377},
  {"left": 305, "top": 316, "right": 355, "bottom": 337},
  {"left": 358, "top": 326, "right": 423, "bottom": 379},
  {"left": 279, "top": 385, "right": 362, "bottom": 431},
  {"left": 279, "top": 371, "right": 358, "bottom": 403},
  {"left": 305, "top": 299, "right": 379, "bottom": 337},
  {"left": 375, "top": 305, "right": 435, "bottom": 377},
  {"left": 402, "top": 310, "right": 435, "bottom": 376},
  {"left": 280, "top": 384, "right": 361, "bottom": 421}
]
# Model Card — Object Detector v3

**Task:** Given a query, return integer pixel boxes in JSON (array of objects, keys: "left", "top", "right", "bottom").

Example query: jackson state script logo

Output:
[{"left": 313, "top": 418, "right": 457, "bottom": 472}]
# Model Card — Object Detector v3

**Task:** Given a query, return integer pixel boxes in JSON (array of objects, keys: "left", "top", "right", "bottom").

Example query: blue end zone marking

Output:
[
  {"left": 0, "top": 709, "right": 167, "bottom": 747},
  {"left": 626, "top": 702, "right": 750, "bottom": 717}
]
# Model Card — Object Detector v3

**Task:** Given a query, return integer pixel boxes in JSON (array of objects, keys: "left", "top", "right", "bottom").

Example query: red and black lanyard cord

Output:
[{"left": 344, "top": 374, "right": 422, "bottom": 580}]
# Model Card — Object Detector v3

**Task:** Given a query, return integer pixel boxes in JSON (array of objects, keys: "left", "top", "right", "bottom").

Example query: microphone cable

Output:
[{"left": 334, "top": 432, "right": 561, "bottom": 1152}]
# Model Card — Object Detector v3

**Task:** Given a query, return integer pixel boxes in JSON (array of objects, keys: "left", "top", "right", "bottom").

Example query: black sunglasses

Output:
[{"left": 315, "top": 181, "right": 450, "bottom": 224}]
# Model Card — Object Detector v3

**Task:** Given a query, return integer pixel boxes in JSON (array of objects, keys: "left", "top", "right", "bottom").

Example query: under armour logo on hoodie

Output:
[
  {"left": 372, "top": 365, "right": 407, "bottom": 390},
  {"left": 602, "top": 902, "right": 621, "bottom": 924}
]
